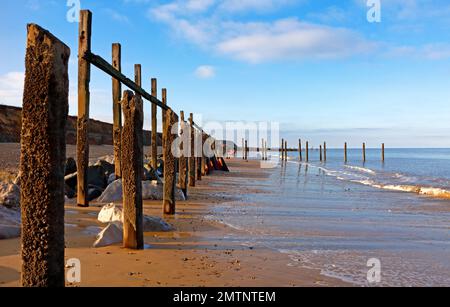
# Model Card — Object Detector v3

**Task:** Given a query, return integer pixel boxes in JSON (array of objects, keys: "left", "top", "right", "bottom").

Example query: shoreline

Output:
[{"left": 0, "top": 146, "right": 349, "bottom": 287}]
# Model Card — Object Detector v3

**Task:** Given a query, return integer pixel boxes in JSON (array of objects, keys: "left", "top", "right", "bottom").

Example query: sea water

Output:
[{"left": 208, "top": 149, "right": 450, "bottom": 286}]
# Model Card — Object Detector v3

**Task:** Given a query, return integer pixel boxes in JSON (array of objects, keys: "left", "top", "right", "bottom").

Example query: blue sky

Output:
[{"left": 1, "top": 0, "right": 450, "bottom": 148}]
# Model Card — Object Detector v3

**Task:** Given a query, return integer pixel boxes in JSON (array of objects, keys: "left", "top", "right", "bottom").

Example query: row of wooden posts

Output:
[
  {"left": 19, "top": 10, "right": 228, "bottom": 287},
  {"left": 241, "top": 139, "right": 385, "bottom": 162}
]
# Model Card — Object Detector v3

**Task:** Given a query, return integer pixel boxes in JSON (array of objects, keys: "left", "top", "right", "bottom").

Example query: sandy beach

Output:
[{"left": 0, "top": 144, "right": 347, "bottom": 287}]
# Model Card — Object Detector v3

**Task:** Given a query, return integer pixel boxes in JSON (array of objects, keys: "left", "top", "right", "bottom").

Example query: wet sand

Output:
[{"left": 0, "top": 144, "right": 347, "bottom": 287}]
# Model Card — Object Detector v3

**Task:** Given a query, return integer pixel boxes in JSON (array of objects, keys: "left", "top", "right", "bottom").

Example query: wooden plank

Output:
[
  {"left": 83, "top": 51, "right": 168, "bottom": 110},
  {"left": 77, "top": 10, "right": 92, "bottom": 208}
]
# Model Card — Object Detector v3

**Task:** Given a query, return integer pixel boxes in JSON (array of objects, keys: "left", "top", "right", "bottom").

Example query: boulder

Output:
[
  {"left": 0, "top": 182, "right": 20, "bottom": 210},
  {"left": 97, "top": 180, "right": 185, "bottom": 203},
  {"left": 65, "top": 157, "right": 77, "bottom": 176},
  {"left": 98, "top": 203, "right": 122, "bottom": 223},
  {"left": 107, "top": 173, "right": 116, "bottom": 186},
  {"left": 87, "top": 165, "right": 107, "bottom": 189},
  {"left": 143, "top": 163, "right": 162, "bottom": 183},
  {"left": 87, "top": 185, "right": 104, "bottom": 202},
  {"left": 94, "top": 160, "right": 115, "bottom": 179},
  {"left": 0, "top": 205, "right": 21, "bottom": 239},
  {"left": 65, "top": 184, "right": 76, "bottom": 199},
  {"left": 93, "top": 222, "right": 123, "bottom": 248},
  {"left": 65, "top": 172, "right": 78, "bottom": 190}
]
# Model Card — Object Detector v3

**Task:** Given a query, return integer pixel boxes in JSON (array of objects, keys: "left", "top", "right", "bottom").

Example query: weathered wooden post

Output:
[
  {"left": 242, "top": 138, "right": 245, "bottom": 160},
  {"left": 363, "top": 142, "right": 366, "bottom": 163},
  {"left": 112, "top": 43, "right": 122, "bottom": 179},
  {"left": 163, "top": 108, "right": 178, "bottom": 215},
  {"left": 299, "top": 139, "right": 302, "bottom": 162},
  {"left": 151, "top": 78, "right": 158, "bottom": 170},
  {"left": 121, "top": 90, "right": 144, "bottom": 250},
  {"left": 281, "top": 138, "right": 284, "bottom": 160},
  {"left": 77, "top": 10, "right": 92, "bottom": 208},
  {"left": 21, "top": 23, "right": 70, "bottom": 287},
  {"left": 382, "top": 143, "right": 385, "bottom": 162},
  {"left": 188, "top": 113, "right": 196, "bottom": 187},
  {"left": 162, "top": 88, "right": 167, "bottom": 161},
  {"left": 179, "top": 111, "right": 188, "bottom": 197},
  {"left": 306, "top": 141, "right": 309, "bottom": 162},
  {"left": 324, "top": 142, "right": 327, "bottom": 162},
  {"left": 344, "top": 142, "right": 348, "bottom": 163},
  {"left": 320, "top": 145, "right": 323, "bottom": 162}
]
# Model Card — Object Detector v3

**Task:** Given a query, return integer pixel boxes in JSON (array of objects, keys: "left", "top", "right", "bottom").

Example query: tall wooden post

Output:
[
  {"left": 121, "top": 91, "right": 144, "bottom": 250},
  {"left": 188, "top": 113, "right": 196, "bottom": 187},
  {"left": 179, "top": 111, "right": 188, "bottom": 198},
  {"left": 151, "top": 78, "right": 158, "bottom": 170},
  {"left": 281, "top": 138, "right": 284, "bottom": 160},
  {"left": 77, "top": 10, "right": 92, "bottom": 208},
  {"left": 242, "top": 138, "right": 245, "bottom": 160},
  {"left": 306, "top": 141, "right": 309, "bottom": 162},
  {"left": 261, "top": 138, "right": 264, "bottom": 161},
  {"left": 21, "top": 23, "right": 70, "bottom": 287},
  {"left": 162, "top": 88, "right": 167, "bottom": 161},
  {"left": 320, "top": 145, "right": 323, "bottom": 162},
  {"left": 382, "top": 143, "right": 385, "bottom": 162},
  {"left": 112, "top": 43, "right": 122, "bottom": 179},
  {"left": 324, "top": 142, "right": 327, "bottom": 162},
  {"left": 363, "top": 143, "right": 366, "bottom": 163},
  {"left": 163, "top": 108, "right": 178, "bottom": 215},
  {"left": 344, "top": 142, "right": 348, "bottom": 163},
  {"left": 299, "top": 139, "right": 302, "bottom": 162}
]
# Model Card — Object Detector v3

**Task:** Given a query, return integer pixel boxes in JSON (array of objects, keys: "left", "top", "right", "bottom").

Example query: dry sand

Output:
[{"left": 0, "top": 144, "right": 348, "bottom": 287}]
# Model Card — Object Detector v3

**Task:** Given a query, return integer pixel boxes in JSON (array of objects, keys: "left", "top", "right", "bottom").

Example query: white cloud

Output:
[
  {"left": 218, "top": 0, "right": 296, "bottom": 13},
  {"left": 217, "top": 19, "right": 375, "bottom": 63},
  {"left": 0, "top": 72, "right": 24, "bottom": 107},
  {"left": 195, "top": 65, "right": 216, "bottom": 79},
  {"left": 105, "top": 9, "right": 130, "bottom": 24}
]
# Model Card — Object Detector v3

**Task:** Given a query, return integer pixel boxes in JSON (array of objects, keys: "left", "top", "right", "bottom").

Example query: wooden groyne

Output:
[{"left": 19, "top": 10, "right": 229, "bottom": 286}]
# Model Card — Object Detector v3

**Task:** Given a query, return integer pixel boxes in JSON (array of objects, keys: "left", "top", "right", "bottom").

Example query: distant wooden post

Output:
[
  {"left": 179, "top": 111, "right": 188, "bottom": 197},
  {"left": 201, "top": 131, "right": 207, "bottom": 176},
  {"left": 163, "top": 108, "right": 178, "bottom": 215},
  {"left": 344, "top": 142, "right": 348, "bottom": 163},
  {"left": 299, "top": 139, "right": 302, "bottom": 162},
  {"left": 264, "top": 141, "right": 269, "bottom": 161},
  {"left": 281, "top": 138, "right": 284, "bottom": 160},
  {"left": 363, "top": 143, "right": 366, "bottom": 163},
  {"left": 245, "top": 140, "right": 248, "bottom": 161},
  {"left": 382, "top": 143, "right": 385, "bottom": 162},
  {"left": 112, "top": 43, "right": 122, "bottom": 179},
  {"left": 324, "top": 142, "right": 327, "bottom": 162},
  {"left": 21, "top": 23, "right": 70, "bottom": 287},
  {"left": 188, "top": 113, "right": 196, "bottom": 187},
  {"left": 77, "top": 10, "right": 92, "bottom": 208},
  {"left": 121, "top": 90, "right": 144, "bottom": 250},
  {"left": 196, "top": 130, "right": 203, "bottom": 181},
  {"left": 284, "top": 140, "right": 288, "bottom": 161},
  {"left": 261, "top": 138, "right": 264, "bottom": 161},
  {"left": 320, "top": 145, "right": 323, "bottom": 162},
  {"left": 242, "top": 138, "right": 245, "bottom": 160},
  {"left": 306, "top": 141, "right": 309, "bottom": 162},
  {"left": 151, "top": 78, "right": 158, "bottom": 170}
]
